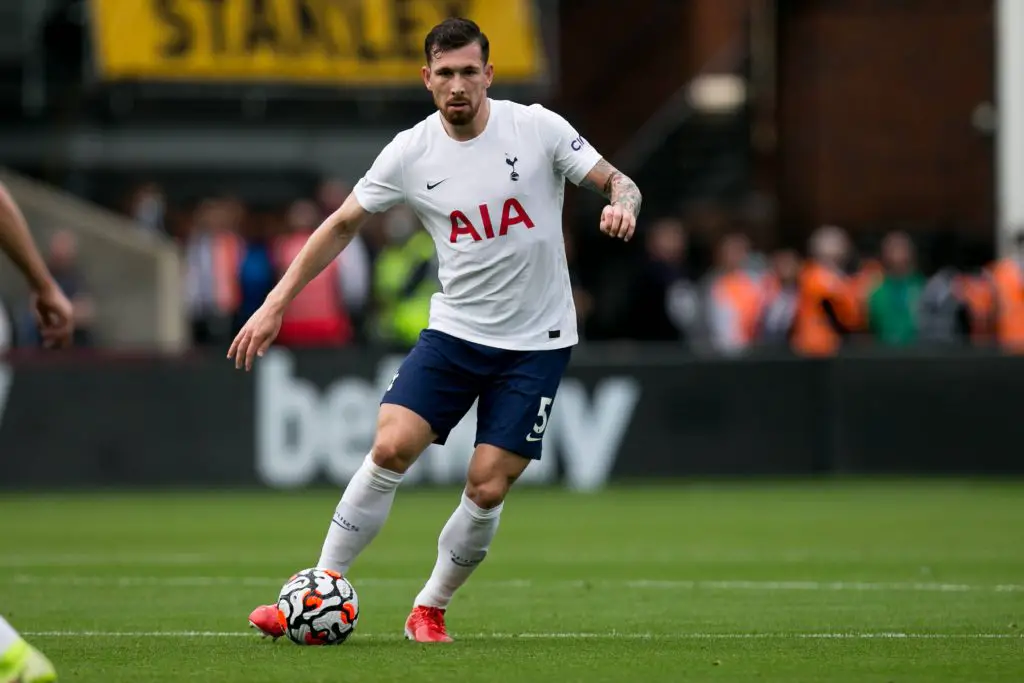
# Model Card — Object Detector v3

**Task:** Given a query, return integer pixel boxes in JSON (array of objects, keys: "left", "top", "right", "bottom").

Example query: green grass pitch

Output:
[{"left": 1, "top": 481, "right": 1022, "bottom": 682}]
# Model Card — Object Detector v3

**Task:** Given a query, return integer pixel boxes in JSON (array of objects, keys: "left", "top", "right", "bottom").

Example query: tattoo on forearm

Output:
[
  {"left": 581, "top": 159, "right": 642, "bottom": 217},
  {"left": 610, "top": 173, "right": 642, "bottom": 217}
]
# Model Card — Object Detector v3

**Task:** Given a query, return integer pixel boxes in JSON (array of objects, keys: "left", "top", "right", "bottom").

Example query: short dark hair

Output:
[{"left": 424, "top": 17, "right": 489, "bottom": 65}]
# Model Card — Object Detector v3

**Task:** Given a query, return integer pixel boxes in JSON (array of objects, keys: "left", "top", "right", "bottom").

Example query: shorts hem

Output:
[{"left": 474, "top": 438, "right": 543, "bottom": 461}]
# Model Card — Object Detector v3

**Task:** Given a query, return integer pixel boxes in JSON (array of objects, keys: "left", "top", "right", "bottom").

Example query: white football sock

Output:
[
  {"left": 414, "top": 491, "right": 503, "bottom": 610},
  {"left": 0, "top": 615, "right": 21, "bottom": 653},
  {"left": 317, "top": 453, "right": 404, "bottom": 575}
]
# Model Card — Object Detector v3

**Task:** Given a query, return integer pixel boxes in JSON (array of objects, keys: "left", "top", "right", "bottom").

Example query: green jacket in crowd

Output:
[
  {"left": 867, "top": 274, "right": 925, "bottom": 346},
  {"left": 374, "top": 231, "right": 438, "bottom": 347}
]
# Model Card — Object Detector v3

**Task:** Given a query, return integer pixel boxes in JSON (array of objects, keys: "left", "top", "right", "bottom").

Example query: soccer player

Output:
[
  {"left": 0, "top": 181, "right": 69, "bottom": 681},
  {"left": 231, "top": 17, "right": 641, "bottom": 643}
]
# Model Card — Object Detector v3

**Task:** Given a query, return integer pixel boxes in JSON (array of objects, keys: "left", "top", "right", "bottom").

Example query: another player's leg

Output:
[
  {"left": 0, "top": 615, "right": 57, "bottom": 683},
  {"left": 405, "top": 345, "right": 571, "bottom": 643},
  {"left": 406, "top": 445, "right": 528, "bottom": 643}
]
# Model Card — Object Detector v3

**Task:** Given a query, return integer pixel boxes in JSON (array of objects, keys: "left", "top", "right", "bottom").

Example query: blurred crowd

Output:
[
  {"left": 610, "top": 220, "right": 996, "bottom": 356},
  {"left": 5, "top": 176, "right": 1024, "bottom": 357},
  {"left": 591, "top": 214, "right": 1017, "bottom": 356},
  {"left": 135, "top": 177, "right": 435, "bottom": 351}
]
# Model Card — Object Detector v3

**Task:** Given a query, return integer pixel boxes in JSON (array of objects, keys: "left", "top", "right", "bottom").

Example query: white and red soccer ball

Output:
[{"left": 276, "top": 567, "right": 360, "bottom": 645}]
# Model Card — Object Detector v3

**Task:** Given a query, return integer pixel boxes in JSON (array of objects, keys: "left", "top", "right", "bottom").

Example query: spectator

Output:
[
  {"left": 372, "top": 206, "right": 438, "bottom": 348},
  {"left": 792, "top": 225, "right": 861, "bottom": 356},
  {"left": 563, "top": 230, "right": 594, "bottom": 338},
  {"left": 989, "top": 230, "right": 1024, "bottom": 353},
  {"left": 316, "top": 177, "right": 350, "bottom": 217},
  {"left": 19, "top": 230, "right": 95, "bottom": 347},
  {"left": 759, "top": 248, "right": 801, "bottom": 348},
  {"left": 918, "top": 232, "right": 973, "bottom": 346},
  {"left": 623, "top": 217, "right": 700, "bottom": 342},
  {"left": 707, "top": 233, "right": 764, "bottom": 354},
  {"left": 850, "top": 252, "right": 884, "bottom": 329},
  {"left": 867, "top": 231, "right": 924, "bottom": 346},
  {"left": 183, "top": 199, "right": 244, "bottom": 346},
  {"left": 958, "top": 257, "right": 997, "bottom": 346},
  {"left": 316, "top": 177, "right": 372, "bottom": 337},
  {"left": 128, "top": 182, "right": 167, "bottom": 236},
  {"left": 271, "top": 199, "right": 354, "bottom": 348},
  {"left": 234, "top": 216, "right": 275, "bottom": 334}
]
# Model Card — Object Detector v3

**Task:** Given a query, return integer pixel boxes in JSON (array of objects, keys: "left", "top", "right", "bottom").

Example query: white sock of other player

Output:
[
  {"left": 413, "top": 491, "right": 503, "bottom": 610},
  {"left": 0, "top": 615, "right": 21, "bottom": 653},
  {"left": 317, "top": 453, "right": 404, "bottom": 575}
]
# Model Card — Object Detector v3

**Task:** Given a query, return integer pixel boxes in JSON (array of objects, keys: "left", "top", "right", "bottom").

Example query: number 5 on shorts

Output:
[{"left": 527, "top": 397, "right": 553, "bottom": 442}]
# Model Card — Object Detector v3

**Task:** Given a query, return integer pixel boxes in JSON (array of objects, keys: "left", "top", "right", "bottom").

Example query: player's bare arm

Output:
[
  {"left": 579, "top": 159, "right": 641, "bottom": 242},
  {"left": 0, "top": 184, "right": 52, "bottom": 292},
  {"left": 228, "top": 193, "right": 370, "bottom": 371},
  {"left": 0, "top": 182, "right": 74, "bottom": 347}
]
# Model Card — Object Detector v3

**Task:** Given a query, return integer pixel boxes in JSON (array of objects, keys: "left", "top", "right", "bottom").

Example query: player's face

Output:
[{"left": 422, "top": 42, "right": 493, "bottom": 126}]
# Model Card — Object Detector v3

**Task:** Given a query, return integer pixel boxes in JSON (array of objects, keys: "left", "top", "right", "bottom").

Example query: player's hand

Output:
[
  {"left": 227, "top": 302, "right": 283, "bottom": 371},
  {"left": 599, "top": 204, "right": 636, "bottom": 242},
  {"left": 31, "top": 281, "right": 74, "bottom": 349}
]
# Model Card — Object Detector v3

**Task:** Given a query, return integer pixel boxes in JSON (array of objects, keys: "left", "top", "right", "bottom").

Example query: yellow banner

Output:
[{"left": 89, "top": 0, "right": 545, "bottom": 85}]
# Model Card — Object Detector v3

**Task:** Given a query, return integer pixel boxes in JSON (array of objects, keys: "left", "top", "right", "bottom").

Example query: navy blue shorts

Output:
[{"left": 380, "top": 329, "right": 573, "bottom": 460}]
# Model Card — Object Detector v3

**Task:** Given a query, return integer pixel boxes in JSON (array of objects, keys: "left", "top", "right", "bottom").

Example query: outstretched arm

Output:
[
  {"left": 579, "top": 158, "right": 642, "bottom": 242},
  {"left": 265, "top": 193, "right": 369, "bottom": 312},
  {"left": 228, "top": 192, "right": 371, "bottom": 370}
]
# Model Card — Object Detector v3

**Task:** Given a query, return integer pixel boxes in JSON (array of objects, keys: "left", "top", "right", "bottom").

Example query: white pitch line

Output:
[
  {"left": 9, "top": 576, "right": 1024, "bottom": 593},
  {"left": 4, "top": 549, "right": 1024, "bottom": 567},
  {"left": 20, "top": 631, "right": 1024, "bottom": 640},
  {"left": 624, "top": 580, "right": 1024, "bottom": 593}
]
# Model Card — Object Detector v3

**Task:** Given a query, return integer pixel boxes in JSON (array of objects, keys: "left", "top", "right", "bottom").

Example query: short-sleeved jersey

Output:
[{"left": 353, "top": 99, "right": 602, "bottom": 350}]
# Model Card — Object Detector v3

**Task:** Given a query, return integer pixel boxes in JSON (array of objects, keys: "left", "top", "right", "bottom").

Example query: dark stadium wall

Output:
[
  {"left": 553, "top": 0, "right": 745, "bottom": 159},
  {"left": 769, "top": 0, "right": 996, "bottom": 248},
  {"left": 552, "top": 0, "right": 750, "bottom": 260},
  {"left": 2, "top": 347, "right": 1023, "bottom": 490}
]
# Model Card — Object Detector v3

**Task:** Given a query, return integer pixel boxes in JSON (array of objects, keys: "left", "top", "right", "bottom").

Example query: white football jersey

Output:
[{"left": 353, "top": 98, "right": 602, "bottom": 350}]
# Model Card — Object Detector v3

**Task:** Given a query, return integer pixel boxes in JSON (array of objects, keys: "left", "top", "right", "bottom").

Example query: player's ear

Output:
[
  {"left": 421, "top": 65, "right": 431, "bottom": 90},
  {"left": 483, "top": 63, "right": 494, "bottom": 87}
]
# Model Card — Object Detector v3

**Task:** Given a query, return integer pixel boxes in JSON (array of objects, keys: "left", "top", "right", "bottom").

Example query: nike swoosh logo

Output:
[
  {"left": 426, "top": 179, "right": 448, "bottom": 190},
  {"left": 525, "top": 434, "right": 543, "bottom": 442}
]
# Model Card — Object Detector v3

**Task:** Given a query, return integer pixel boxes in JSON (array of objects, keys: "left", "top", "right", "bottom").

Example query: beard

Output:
[{"left": 441, "top": 99, "right": 477, "bottom": 126}]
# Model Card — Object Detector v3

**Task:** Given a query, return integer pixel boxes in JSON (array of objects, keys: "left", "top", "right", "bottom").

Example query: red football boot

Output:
[
  {"left": 404, "top": 606, "right": 453, "bottom": 643},
  {"left": 248, "top": 604, "right": 286, "bottom": 640}
]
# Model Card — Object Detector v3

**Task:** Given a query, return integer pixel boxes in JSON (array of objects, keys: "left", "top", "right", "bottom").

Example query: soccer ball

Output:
[{"left": 277, "top": 567, "right": 359, "bottom": 645}]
